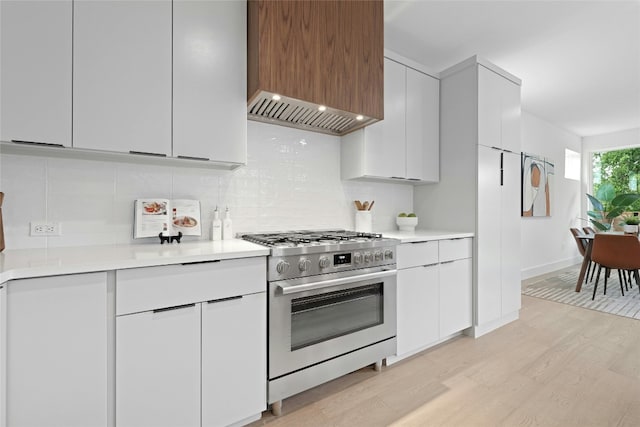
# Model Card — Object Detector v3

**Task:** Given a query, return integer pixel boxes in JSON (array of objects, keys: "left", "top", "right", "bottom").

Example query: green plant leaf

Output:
[
  {"left": 586, "top": 194, "right": 604, "bottom": 212},
  {"left": 595, "top": 182, "right": 616, "bottom": 204},
  {"left": 590, "top": 219, "right": 610, "bottom": 231},
  {"left": 611, "top": 193, "right": 640, "bottom": 207},
  {"left": 587, "top": 210, "right": 603, "bottom": 219}
]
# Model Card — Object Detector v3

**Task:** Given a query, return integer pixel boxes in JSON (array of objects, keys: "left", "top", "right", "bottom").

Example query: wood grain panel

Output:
[{"left": 247, "top": 0, "right": 383, "bottom": 119}]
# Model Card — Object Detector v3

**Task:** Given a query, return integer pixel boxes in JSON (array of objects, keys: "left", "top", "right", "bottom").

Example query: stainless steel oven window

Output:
[{"left": 290, "top": 282, "right": 384, "bottom": 351}]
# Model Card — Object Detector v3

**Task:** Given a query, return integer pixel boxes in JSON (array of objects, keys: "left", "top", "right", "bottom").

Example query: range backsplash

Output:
[{"left": 0, "top": 121, "right": 413, "bottom": 249}]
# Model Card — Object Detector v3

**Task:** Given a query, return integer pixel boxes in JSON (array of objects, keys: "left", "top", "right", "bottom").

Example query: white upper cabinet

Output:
[
  {"left": 406, "top": 67, "right": 440, "bottom": 182},
  {"left": 0, "top": 0, "right": 72, "bottom": 146},
  {"left": 173, "top": 0, "right": 247, "bottom": 164},
  {"left": 478, "top": 65, "right": 521, "bottom": 153},
  {"left": 341, "top": 55, "right": 439, "bottom": 183},
  {"left": 361, "top": 58, "right": 406, "bottom": 179},
  {"left": 73, "top": 0, "right": 172, "bottom": 156}
]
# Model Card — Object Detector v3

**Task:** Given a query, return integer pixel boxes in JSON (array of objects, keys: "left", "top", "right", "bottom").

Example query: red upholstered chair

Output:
[{"left": 590, "top": 233, "right": 640, "bottom": 300}]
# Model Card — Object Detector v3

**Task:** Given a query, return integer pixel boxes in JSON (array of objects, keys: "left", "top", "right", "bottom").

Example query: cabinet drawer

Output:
[
  {"left": 397, "top": 241, "right": 438, "bottom": 269},
  {"left": 116, "top": 257, "right": 266, "bottom": 316},
  {"left": 439, "top": 238, "right": 472, "bottom": 262}
]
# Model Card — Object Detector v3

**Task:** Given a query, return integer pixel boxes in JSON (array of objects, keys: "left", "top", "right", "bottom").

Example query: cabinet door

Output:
[
  {"left": 202, "top": 293, "right": 266, "bottom": 427},
  {"left": 173, "top": 0, "right": 246, "bottom": 164},
  {"left": 0, "top": 284, "right": 5, "bottom": 427},
  {"left": 116, "top": 304, "right": 200, "bottom": 427},
  {"left": 0, "top": 0, "right": 72, "bottom": 146},
  {"left": 477, "top": 65, "right": 502, "bottom": 150},
  {"left": 439, "top": 258, "right": 472, "bottom": 337},
  {"left": 501, "top": 77, "right": 521, "bottom": 154},
  {"left": 364, "top": 58, "right": 406, "bottom": 178},
  {"left": 73, "top": 0, "right": 171, "bottom": 155},
  {"left": 501, "top": 151, "right": 522, "bottom": 315},
  {"left": 7, "top": 273, "right": 108, "bottom": 427},
  {"left": 396, "top": 265, "right": 439, "bottom": 356},
  {"left": 476, "top": 145, "right": 502, "bottom": 325},
  {"left": 406, "top": 68, "right": 439, "bottom": 182}
]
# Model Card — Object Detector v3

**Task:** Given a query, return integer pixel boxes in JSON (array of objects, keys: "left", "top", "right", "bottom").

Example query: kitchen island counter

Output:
[
  {"left": 0, "top": 239, "right": 269, "bottom": 282},
  {"left": 381, "top": 230, "right": 474, "bottom": 243}
]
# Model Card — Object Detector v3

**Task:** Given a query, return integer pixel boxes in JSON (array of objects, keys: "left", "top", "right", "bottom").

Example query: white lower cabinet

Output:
[
  {"left": 6, "top": 273, "right": 108, "bottom": 427},
  {"left": 396, "top": 264, "right": 439, "bottom": 356},
  {"left": 115, "top": 258, "right": 267, "bottom": 427},
  {"left": 202, "top": 293, "right": 266, "bottom": 427},
  {"left": 116, "top": 303, "right": 201, "bottom": 427},
  {"left": 391, "top": 238, "right": 473, "bottom": 363},
  {"left": 439, "top": 258, "right": 473, "bottom": 337},
  {"left": 0, "top": 283, "right": 6, "bottom": 427}
]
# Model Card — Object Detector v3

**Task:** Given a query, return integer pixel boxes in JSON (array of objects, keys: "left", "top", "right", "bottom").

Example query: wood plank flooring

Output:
[{"left": 249, "top": 295, "right": 640, "bottom": 427}]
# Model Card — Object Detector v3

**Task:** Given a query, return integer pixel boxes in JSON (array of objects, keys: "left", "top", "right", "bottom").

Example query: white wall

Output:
[
  {"left": 520, "top": 111, "right": 583, "bottom": 279},
  {"left": 0, "top": 121, "right": 413, "bottom": 249}
]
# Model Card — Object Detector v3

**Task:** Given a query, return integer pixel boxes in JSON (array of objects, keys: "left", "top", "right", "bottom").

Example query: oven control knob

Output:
[
  {"left": 276, "top": 261, "right": 290, "bottom": 274},
  {"left": 298, "top": 258, "right": 312, "bottom": 272},
  {"left": 374, "top": 251, "right": 383, "bottom": 261},
  {"left": 319, "top": 256, "right": 331, "bottom": 269},
  {"left": 384, "top": 250, "right": 394, "bottom": 260},
  {"left": 353, "top": 252, "right": 363, "bottom": 265},
  {"left": 363, "top": 252, "right": 372, "bottom": 263}
]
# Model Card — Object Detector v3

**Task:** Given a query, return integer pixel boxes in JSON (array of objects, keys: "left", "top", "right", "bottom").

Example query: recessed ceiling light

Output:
[
  {"left": 272, "top": 94, "right": 281, "bottom": 101},
  {"left": 356, "top": 115, "right": 364, "bottom": 121},
  {"left": 318, "top": 105, "right": 327, "bottom": 112}
]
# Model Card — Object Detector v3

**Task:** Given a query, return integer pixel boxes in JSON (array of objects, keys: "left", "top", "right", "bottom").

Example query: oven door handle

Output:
[{"left": 277, "top": 269, "right": 397, "bottom": 295}]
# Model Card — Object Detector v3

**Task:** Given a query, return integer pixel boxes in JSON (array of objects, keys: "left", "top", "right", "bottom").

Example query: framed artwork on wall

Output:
[{"left": 522, "top": 152, "right": 554, "bottom": 217}]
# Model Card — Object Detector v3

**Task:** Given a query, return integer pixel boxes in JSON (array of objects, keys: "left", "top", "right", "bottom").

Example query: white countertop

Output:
[
  {"left": 0, "top": 239, "right": 270, "bottom": 283},
  {"left": 381, "top": 229, "right": 474, "bottom": 243}
]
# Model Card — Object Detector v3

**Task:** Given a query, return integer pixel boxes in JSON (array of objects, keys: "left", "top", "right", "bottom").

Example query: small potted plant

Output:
[
  {"left": 396, "top": 212, "right": 418, "bottom": 232},
  {"left": 622, "top": 216, "right": 640, "bottom": 234}
]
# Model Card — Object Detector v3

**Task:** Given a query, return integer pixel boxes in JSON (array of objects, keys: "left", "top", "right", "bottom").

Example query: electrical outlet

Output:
[{"left": 30, "top": 221, "right": 61, "bottom": 236}]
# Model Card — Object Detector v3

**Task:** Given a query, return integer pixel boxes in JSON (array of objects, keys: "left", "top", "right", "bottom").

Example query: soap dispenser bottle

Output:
[
  {"left": 222, "top": 207, "right": 233, "bottom": 240},
  {"left": 211, "top": 206, "right": 222, "bottom": 241}
]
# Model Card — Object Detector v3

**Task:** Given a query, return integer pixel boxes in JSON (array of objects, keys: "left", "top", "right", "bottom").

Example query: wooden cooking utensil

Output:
[
  {"left": 368, "top": 200, "right": 375, "bottom": 211},
  {"left": 362, "top": 201, "right": 370, "bottom": 211}
]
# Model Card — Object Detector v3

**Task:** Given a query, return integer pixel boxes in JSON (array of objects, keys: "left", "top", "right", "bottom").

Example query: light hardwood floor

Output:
[{"left": 249, "top": 295, "right": 640, "bottom": 427}]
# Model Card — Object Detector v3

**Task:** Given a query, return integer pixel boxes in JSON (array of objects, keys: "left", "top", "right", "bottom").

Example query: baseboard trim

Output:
[{"left": 521, "top": 256, "right": 582, "bottom": 280}]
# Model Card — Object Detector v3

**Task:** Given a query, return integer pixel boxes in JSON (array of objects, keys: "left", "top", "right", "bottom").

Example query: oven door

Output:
[{"left": 269, "top": 266, "right": 397, "bottom": 379}]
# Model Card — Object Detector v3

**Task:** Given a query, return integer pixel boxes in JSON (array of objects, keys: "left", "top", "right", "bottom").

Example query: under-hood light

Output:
[
  {"left": 272, "top": 94, "right": 281, "bottom": 101},
  {"left": 318, "top": 105, "right": 327, "bottom": 112},
  {"left": 356, "top": 115, "right": 364, "bottom": 121}
]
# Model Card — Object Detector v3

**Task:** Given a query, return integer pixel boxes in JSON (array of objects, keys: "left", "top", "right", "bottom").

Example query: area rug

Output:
[{"left": 522, "top": 266, "right": 640, "bottom": 320}]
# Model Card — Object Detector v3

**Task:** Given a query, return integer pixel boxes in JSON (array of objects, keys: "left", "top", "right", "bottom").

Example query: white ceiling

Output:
[{"left": 384, "top": 0, "right": 640, "bottom": 137}]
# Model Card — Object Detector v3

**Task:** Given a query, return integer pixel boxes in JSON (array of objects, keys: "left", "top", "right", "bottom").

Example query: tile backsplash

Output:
[{"left": 0, "top": 121, "right": 413, "bottom": 249}]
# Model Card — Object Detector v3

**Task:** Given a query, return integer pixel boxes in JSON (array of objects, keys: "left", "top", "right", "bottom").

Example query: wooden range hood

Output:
[{"left": 247, "top": 0, "right": 383, "bottom": 136}]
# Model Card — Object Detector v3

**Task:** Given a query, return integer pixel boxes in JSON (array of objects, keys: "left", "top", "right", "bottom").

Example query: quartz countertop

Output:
[
  {"left": 381, "top": 230, "right": 474, "bottom": 243},
  {"left": 0, "top": 240, "right": 270, "bottom": 283}
]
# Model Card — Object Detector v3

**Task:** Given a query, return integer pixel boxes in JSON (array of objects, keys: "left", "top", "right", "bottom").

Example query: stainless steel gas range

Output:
[{"left": 242, "top": 230, "right": 398, "bottom": 415}]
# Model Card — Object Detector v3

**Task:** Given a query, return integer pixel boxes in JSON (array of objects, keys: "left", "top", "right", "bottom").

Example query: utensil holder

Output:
[{"left": 355, "top": 211, "right": 372, "bottom": 233}]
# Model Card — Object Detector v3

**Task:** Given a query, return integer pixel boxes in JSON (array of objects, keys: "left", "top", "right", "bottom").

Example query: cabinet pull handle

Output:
[
  {"left": 129, "top": 150, "right": 167, "bottom": 157},
  {"left": 177, "top": 155, "right": 210, "bottom": 161},
  {"left": 410, "top": 241, "right": 428, "bottom": 244},
  {"left": 503, "top": 148, "right": 514, "bottom": 154},
  {"left": 407, "top": 178, "right": 422, "bottom": 181},
  {"left": 422, "top": 263, "right": 438, "bottom": 268},
  {"left": 181, "top": 260, "right": 221, "bottom": 265},
  {"left": 490, "top": 146, "right": 501, "bottom": 151},
  {"left": 500, "top": 152, "right": 504, "bottom": 186},
  {"left": 390, "top": 176, "right": 406, "bottom": 180},
  {"left": 440, "top": 260, "right": 455, "bottom": 264},
  {"left": 208, "top": 295, "right": 242, "bottom": 304},
  {"left": 153, "top": 303, "right": 195, "bottom": 313},
  {"left": 12, "top": 140, "right": 65, "bottom": 148}
]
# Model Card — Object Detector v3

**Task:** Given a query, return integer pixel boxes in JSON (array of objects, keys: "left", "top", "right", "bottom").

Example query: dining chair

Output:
[
  {"left": 570, "top": 228, "right": 594, "bottom": 286},
  {"left": 590, "top": 233, "right": 640, "bottom": 300}
]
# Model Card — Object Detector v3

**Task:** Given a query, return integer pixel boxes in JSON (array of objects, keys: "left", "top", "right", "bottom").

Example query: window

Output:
[
  {"left": 591, "top": 147, "right": 640, "bottom": 209},
  {"left": 564, "top": 149, "right": 580, "bottom": 181}
]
